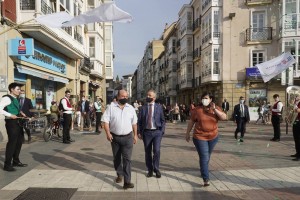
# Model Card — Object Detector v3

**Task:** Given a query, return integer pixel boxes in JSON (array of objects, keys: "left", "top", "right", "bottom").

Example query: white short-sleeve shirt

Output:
[{"left": 101, "top": 102, "right": 137, "bottom": 135}]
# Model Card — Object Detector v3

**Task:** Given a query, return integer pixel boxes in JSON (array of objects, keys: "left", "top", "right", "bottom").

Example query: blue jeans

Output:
[{"left": 193, "top": 136, "right": 219, "bottom": 181}]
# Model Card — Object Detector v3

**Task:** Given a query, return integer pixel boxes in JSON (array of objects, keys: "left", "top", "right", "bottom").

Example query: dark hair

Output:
[
  {"left": 200, "top": 92, "right": 214, "bottom": 102},
  {"left": 65, "top": 90, "right": 71, "bottom": 94},
  {"left": 273, "top": 94, "right": 279, "bottom": 98},
  {"left": 8, "top": 83, "right": 22, "bottom": 92},
  {"left": 240, "top": 96, "right": 244, "bottom": 100}
]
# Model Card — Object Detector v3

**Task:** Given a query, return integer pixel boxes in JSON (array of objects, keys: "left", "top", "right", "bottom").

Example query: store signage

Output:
[
  {"left": 18, "top": 47, "right": 67, "bottom": 75},
  {"left": 246, "top": 67, "right": 261, "bottom": 79},
  {"left": 8, "top": 38, "right": 34, "bottom": 56}
]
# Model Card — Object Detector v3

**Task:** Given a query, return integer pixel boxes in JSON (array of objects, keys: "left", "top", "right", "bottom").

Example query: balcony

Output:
[
  {"left": 246, "top": 27, "right": 272, "bottom": 44},
  {"left": 41, "top": 0, "right": 53, "bottom": 15},
  {"left": 193, "top": 48, "right": 201, "bottom": 60},
  {"left": 245, "top": 0, "right": 272, "bottom": 6},
  {"left": 74, "top": 32, "right": 83, "bottom": 44},
  {"left": 79, "top": 57, "right": 93, "bottom": 74},
  {"left": 193, "top": 18, "right": 201, "bottom": 32}
]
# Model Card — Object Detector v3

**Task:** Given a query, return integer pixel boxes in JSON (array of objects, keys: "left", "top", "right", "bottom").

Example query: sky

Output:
[{"left": 113, "top": 0, "right": 190, "bottom": 79}]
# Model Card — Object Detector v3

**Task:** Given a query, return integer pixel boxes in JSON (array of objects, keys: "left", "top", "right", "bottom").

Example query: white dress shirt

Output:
[
  {"left": 272, "top": 101, "right": 283, "bottom": 115},
  {"left": 101, "top": 102, "right": 137, "bottom": 135},
  {"left": 0, "top": 95, "right": 15, "bottom": 117},
  {"left": 94, "top": 101, "right": 102, "bottom": 112},
  {"left": 62, "top": 97, "right": 73, "bottom": 114},
  {"left": 147, "top": 103, "right": 157, "bottom": 129}
]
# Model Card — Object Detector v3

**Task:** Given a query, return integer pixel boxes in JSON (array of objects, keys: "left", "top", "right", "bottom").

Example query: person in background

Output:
[
  {"left": 270, "top": 94, "right": 284, "bottom": 142},
  {"left": 61, "top": 90, "right": 75, "bottom": 144},
  {"left": 79, "top": 95, "right": 90, "bottom": 132},
  {"left": 173, "top": 103, "right": 180, "bottom": 123},
  {"left": 70, "top": 98, "right": 77, "bottom": 131},
  {"left": 94, "top": 96, "right": 104, "bottom": 133},
  {"left": 256, "top": 101, "right": 264, "bottom": 124},
  {"left": 185, "top": 92, "right": 226, "bottom": 187},
  {"left": 133, "top": 100, "right": 139, "bottom": 114},
  {"left": 221, "top": 98, "right": 229, "bottom": 120},
  {"left": 75, "top": 101, "right": 81, "bottom": 129},
  {"left": 0, "top": 83, "right": 28, "bottom": 171},
  {"left": 233, "top": 96, "right": 250, "bottom": 142},
  {"left": 291, "top": 94, "right": 300, "bottom": 161},
  {"left": 101, "top": 89, "right": 138, "bottom": 189},
  {"left": 50, "top": 101, "right": 59, "bottom": 123},
  {"left": 19, "top": 90, "right": 33, "bottom": 143}
]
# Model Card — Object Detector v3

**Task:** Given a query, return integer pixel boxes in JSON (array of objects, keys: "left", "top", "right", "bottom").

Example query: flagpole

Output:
[{"left": 0, "top": 18, "right": 35, "bottom": 35}]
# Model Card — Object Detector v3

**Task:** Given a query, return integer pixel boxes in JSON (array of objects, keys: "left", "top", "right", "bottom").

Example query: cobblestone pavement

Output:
[{"left": 0, "top": 121, "right": 300, "bottom": 200}]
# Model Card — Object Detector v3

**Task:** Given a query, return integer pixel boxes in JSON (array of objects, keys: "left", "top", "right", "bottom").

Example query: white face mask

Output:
[
  {"left": 20, "top": 94, "right": 25, "bottom": 98},
  {"left": 240, "top": 100, "right": 245, "bottom": 104},
  {"left": 202, "top": 99, "right": 210, "bottom": 106}
]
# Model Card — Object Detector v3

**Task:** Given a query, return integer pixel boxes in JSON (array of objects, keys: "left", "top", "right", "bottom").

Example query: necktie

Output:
[
  {"left": 147, "top": 104, "right": 153, "bottom": 129},
  {"left": 241, "top": 105, "right": 244, "bottom": 117}
]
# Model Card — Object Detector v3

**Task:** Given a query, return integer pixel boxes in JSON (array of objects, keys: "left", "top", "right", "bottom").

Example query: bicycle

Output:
[{"left": 43, "top": 115, "right": 63, "bottom": 142}]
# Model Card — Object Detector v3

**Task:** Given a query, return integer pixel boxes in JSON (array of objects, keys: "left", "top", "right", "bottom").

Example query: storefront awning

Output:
[{"left": 16, "top": 65, "right": 69, "bottom": 84}]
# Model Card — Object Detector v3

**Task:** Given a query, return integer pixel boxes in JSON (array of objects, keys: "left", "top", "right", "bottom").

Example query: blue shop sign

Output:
[
  {"left": 246, "top": 67, "right": 262, "bottom": 79},
  {"left": 8, "top": 38, "right": 34, "bottom": 56},
  {"left": 18, "top": 47, "right": 67, "bottom": 75}
]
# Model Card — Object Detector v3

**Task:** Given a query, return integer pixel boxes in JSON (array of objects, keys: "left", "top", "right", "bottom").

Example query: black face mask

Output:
[
  {"left": 146, "top": 97, "right": 153, "bottom": 103},
  {"left": 119, "top": 98, "right": 128, "bottom": 105}
]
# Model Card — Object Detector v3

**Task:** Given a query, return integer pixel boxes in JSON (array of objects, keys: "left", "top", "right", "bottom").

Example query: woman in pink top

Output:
[{"left": 186, "top": 92, "right": 226, "bottom": 187}]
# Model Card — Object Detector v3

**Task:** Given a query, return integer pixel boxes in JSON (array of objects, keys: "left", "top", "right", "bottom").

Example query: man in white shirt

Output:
[
  {"left": 270, "top": 94, "right": 284, "bottom": 142},
  {"left": 94, "top": 96, "right": 103, "bottom": 133},
  {"left": 61, "top": 90, "right": 74, "bottom": 144},
  {"left": 101, "top": 89, "right": 138, "bottom": 189}
]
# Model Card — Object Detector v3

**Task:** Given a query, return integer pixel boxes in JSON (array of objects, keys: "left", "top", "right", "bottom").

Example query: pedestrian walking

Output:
[
  {"left": 138, "top": 89, "right": 165, "bottom": 178},
  {"left": 221, "top": 98, "right": 229, "bottom": 120},
  {"left": 94, "top": 96, "right": 104, "bottom": 133},
  {"left": 233, "top": 96, "right": 250, "bottom": 142},
  {"left": 256, "top": 102, "right": 264, "bottom": 124},
  {"left": 19, "top": 89, "right": 33, "bottom": 143},
  {"left": 0, "top": 83, "right": 28, "bottom": 171},
  {"left": 79, "top": 95, "right": 91, "bottom": 131},
  {"left": 173, "top": 103, "right": 180, "bottom": 123},
  {"left": 185, "top": 92, "right": 226, "bottom": 187},
  {"left": 291, "top": 94, "right": 300, "bottom": 161},
  {"left": 101, "top": 89, "right": 138, "bottom": 189},
  {"left": 60, "top": 90, "right": 75, "bottom": 144},
  {"left": 270, "top": 94, "right": 283, "bottom": 142}
]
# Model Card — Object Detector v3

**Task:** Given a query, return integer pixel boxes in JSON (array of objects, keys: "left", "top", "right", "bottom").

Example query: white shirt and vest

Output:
[
  {"left": 94, "top": 101, "right": 102, "bottom": 113},
  {"left": 61, "top": 97, "right": 73, "bottom": 114},
  {"left": 101, "top": 102, "right": 137, "bottom": 135}
]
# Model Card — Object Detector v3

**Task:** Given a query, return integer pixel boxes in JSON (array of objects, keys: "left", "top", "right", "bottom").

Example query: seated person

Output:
[{"left": 50, "top": 101, "right": 59, "bottom": 122}]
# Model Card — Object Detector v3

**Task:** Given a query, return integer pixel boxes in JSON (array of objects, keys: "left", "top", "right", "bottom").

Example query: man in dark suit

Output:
[
  {"left": 233, "top": 96, "right": 250, "bottom": 142},
  {"left": 222, "top": 98, "right": 229, "bottom": 120},
  {"left": 79, "top": 95, "right": 91, "bottom": 131},
  {"left": 19, "top": 90, "right": 33, "bottom": 143},
  {"left": 138, "top": 89, "right": 165, "bottom": 178}
]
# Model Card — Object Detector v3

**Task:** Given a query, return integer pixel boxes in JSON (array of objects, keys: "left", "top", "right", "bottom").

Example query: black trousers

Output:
[
  {"left": 271, "top": 115, "right": 281, "bottom": 140},
  {"left": 235, "top": 118, "right": 247, "bottom": 138},
  {"left": 63, "top": 113, "right": 72, "bottom": 142},
  {"left": 293, "top": 120, "right": 300, "bottom": 157},
  {"left": 95, "top": 112, "right": 102, "bottom": 131},
  {"left": 4, "top": 119, "right": 24, "bottom": 166}
]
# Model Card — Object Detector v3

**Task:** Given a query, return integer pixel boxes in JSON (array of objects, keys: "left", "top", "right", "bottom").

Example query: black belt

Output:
[
  {"left": 111, "top": 132, "right": 131, "bottom": 137},
  {"left": 145, "top": 129, "right": 158, "bottom": 131}
]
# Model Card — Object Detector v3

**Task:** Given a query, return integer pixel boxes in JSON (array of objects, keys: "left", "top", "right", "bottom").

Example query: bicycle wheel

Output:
[{"left": 43, "top": 124, "right": 53, "bottom": 142}]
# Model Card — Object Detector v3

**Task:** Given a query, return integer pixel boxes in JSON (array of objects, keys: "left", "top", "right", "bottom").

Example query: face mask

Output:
[
  {"left": 20, "top": 94, "right": 25, "bottom": 98},
  {"left": 202, "top": 99, "right": 210, "bottom": 106},
  {"left": 240, "top": 100, "right": 245, "bottom": 104},
  {"left": 119, "top": 98, "right": 128, "bottom": 105},
  {"left": 146, "top": 97, "right": 153, "bottom": 103}
]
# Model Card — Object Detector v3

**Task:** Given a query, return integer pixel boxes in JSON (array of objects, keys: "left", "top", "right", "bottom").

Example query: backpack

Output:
[{"left": 58, "top": 98, "right": 64, "bottom": 111}]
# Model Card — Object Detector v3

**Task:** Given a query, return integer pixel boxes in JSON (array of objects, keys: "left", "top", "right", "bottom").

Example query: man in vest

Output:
[
  {"left": 0, "top": 83, "right": 27, "bottom": 171},
  {"left": 61, "top": 90, "right": 75, "bottom": 144},
  {"left": 270, "top": 94, "right": 283, "bottom": 142},
  {"left": 291, "top": 94, "right": 300, "bottom": 161},
  {"left": 94, "top": 96, "right": 103, "bottom": 133}
]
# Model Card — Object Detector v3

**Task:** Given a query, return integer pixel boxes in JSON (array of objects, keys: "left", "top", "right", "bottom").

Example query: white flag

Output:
[
  {"left": 35, "top": 2, "right": 132, "bottom": 28},
  {"left": 256, "top": 52, "right": 296, "bottom": 83}
]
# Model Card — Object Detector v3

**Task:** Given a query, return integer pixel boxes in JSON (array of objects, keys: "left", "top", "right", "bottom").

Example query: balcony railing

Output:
[
  {"left": 74, "top": 32, "right": 83, "bottom": 44},
  {"left": 245, "top": 0, "right": 272, "bottom": 6},
  {"left": 202, "top": 33, "right": 212, "bottom": 44},
  {"left": 193, "top": 18, "right": 201, "bottom": 31},
  {"left": 41, "top": 0, "right": 54, "bottom": 15},
  {"left": 62, "top": 27, "right": 72, "bottom": 36},
  {"left": 20, "top": 0, "right": 35, "bottom": 10},
  {"left": 193, "top": 48, "right": 201, "bottom": 59},
  {"left": 213, "top": 32, "right": 220, "bottom": 38},
  {"left": 246, "top": 27, "right": 272, "bottom": 43}
]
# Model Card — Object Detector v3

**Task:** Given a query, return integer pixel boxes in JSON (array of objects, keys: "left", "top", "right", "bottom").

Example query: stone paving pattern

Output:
[{"left": 0, "top": 121, "right": 300, "bottom": 200}]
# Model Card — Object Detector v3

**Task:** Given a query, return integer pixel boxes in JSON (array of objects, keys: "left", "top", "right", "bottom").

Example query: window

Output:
[
  {"left": 20, "top": 0, "right": 35, "bottom": 10},
  {"left": 213, "top": 10, "right": 220, "bottom": 38},
  {"left": 252, "top": 51, "right": 264, "bottom": 66},
  {"left": 89, "top": 37, "right": 95, "bottom": 57},
  {"left": 60, "top": 0, "right": 70, "bottom": 12},
  {"left": 213, "top": 48, "right": 219, "bottom": 74}
]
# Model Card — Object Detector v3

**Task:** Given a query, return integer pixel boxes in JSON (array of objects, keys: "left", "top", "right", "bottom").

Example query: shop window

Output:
[{"left": 252, "top": 51, "right": 264, "bottom": 66}]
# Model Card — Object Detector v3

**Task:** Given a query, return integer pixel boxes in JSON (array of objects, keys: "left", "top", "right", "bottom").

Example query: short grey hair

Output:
[{"left": 147, "top": 89, "right": 157, "bottom": 98}]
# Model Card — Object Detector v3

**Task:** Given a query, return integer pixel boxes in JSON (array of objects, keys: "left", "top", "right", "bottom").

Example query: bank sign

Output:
[
  {"left": 18, "top": 47, "right": 67, "bottom": 75},
  {"left": 8, "top": 38, "right": 34, "bottom": 56},
  {"left": 246, "top": 67, "right": 262, "bottom": 80}
]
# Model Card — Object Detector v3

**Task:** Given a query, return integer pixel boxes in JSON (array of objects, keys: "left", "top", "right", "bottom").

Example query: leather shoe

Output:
[
  {"left": 115, "top": 175, "right": 123, "bottom": 183},
  {"left": 63, "top": 141, "right": 70, "bottom": 144},
  {"left": 68, "top": 139, "right": 75, "bottom": 142},
  {"left": 290, "top": 154, "right": 298, "bottom": 157},
  {"left": 146, "top": 171, "right": 153, "bottom": 178},
  {"left": 155, "top": 170, "right": 161, "bottom": 178},
  {"left": 204, "top": 181, "right": 210, "bottom": 187},
  {"left": 239, "top": 138, "right": 244, "bottom": 142},
  {"left": 13, "top": 162, "right": 28, "bottom": 167},
  {"left": 292, "top": 157, "right": 300, "bottom": 161},
  {"left": 123, "top": 182, "right": 134, "bottom": 189},
  {"left": 3, "top": 165, "right": 16, "bottom": 172}
]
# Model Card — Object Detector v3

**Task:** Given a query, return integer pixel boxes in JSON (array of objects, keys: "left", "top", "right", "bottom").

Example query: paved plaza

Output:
[{"left": 0, "top": 121, "right": 300, "bottom": 200}]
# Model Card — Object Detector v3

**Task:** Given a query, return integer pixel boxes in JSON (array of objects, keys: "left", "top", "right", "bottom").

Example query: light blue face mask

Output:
[{"left": 240, "top": 100, "right": 245, "bottom": 104}]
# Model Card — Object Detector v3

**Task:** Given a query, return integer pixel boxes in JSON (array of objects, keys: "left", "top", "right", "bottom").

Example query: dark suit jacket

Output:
[
  {"left": 138, "top": 103, "right": 165, "bottom": 135},
  {"left": 222, "top": 102, "right": 229, "bottom": 111},
  {"left": 233, "top": 104, "right": 250, "bottom": 122},
  {"left": 79, "top": 100, "right": 90, "bottom": 113},
  {"left": 20, "top": 97, "right": 33, "bottom": 117}
]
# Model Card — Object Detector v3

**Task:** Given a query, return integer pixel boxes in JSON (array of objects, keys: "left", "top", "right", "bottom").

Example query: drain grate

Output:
[{"left": 14, "top": 188, "right": 77, "bottom": 200}]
